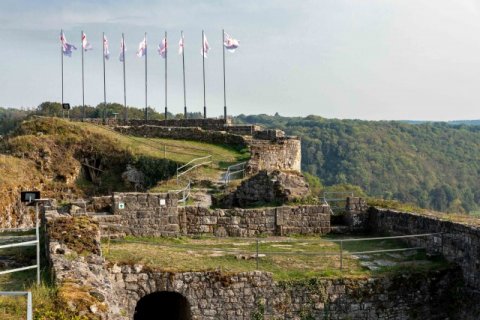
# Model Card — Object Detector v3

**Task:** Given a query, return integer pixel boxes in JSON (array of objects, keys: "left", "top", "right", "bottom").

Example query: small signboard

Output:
[
  {"left": 62, "top": 103, "right": 71, "bottom": 110},
  {"left": 20, "top": 191, "right": 40, "bottom": 203},
  {"left": 118, "top": 202, "right": 125, "bottom": 210},
  {"left": 160, "top": 199, "right": 166, "bottom": 206}
]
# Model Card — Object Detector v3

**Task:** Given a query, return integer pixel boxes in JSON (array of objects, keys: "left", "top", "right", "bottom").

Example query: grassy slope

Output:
[{"left": 2, "top": 117, "right": 247, "bottom": 194}]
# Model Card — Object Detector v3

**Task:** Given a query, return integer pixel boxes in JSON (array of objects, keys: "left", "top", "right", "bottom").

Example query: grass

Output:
[
  {"left": 102, "top": 234, "right": 448, "bottom": 281},
  {"left": 0, "top": 270, "right": 90, "bottom": 320},
  {"left": 70, "top": 121, "right": 249, "bottom": 166}
]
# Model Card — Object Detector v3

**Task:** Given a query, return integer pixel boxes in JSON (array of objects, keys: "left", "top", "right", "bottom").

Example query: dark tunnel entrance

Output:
[{"left": 133, "top": 291, "right": 192, "bottom": 320}]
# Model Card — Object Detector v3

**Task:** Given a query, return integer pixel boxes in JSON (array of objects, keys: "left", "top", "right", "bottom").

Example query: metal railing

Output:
[
  {"left": 169, "top": 180, "right": 192, "bottom": 204},
  {"left": 0, "top": 202, "right": 41, "bottom": 284},
  {"left": 176, "top": 155, "right": 212, "bottom": 182},
  {"left": 100, "top": 230, "right": 442, "bottom": 271},
  {"left": 223, "top": 161, "right": 247, "bottom": 185},
  {"left": 0, "top": 291, "right": 33, "bottom": 320},
  {"left": 322, "top": 191, "right": 354, "bottom": 213}
]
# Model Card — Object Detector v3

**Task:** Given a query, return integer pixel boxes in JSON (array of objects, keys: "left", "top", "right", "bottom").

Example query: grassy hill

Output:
[
  {"left": 0, "top": 117, "right": 247, "bottom": 218},
  {"left": 236, "top": 114, "right": 480, "bottom": 213}
]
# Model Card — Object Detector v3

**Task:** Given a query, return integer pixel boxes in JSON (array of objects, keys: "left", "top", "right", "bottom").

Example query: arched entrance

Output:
[{"left": 133, "top": 291, "right": 192, "bottom": 320}]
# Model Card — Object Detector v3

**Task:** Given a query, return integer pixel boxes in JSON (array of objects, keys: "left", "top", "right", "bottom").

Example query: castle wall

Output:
[
  {"left": 180, "top": 205, "right": 330, "bottom": 237},
  {"left": 114, "top": 125, "right": 247, "bottom": 148},
  {"left": 367, "top": 207, "right": 480, "bottom": 290},
  {"left": 104, "top": 193, "right": 330, "bottom": 237},
  {"left": 45, "top": 212, "right": 473, "bottom": 320},
  {"left": 108, "top": 192, "right": 180, "bottom": 237},
  {"left": 111, "top": 267, "right": 461, "bottom": 320}
]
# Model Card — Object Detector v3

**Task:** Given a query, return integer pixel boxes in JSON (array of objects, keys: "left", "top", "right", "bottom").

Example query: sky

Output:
[{"left": 1, "top": 0, "right": 480, "bottom": 121}]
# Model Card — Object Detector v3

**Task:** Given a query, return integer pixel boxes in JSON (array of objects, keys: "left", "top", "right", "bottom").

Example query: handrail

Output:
[
  {"left": 169, "top": 180, "right": 191, "bottom": 203},
  {"left": 177, "top": 155, "right": 212, "bottom": 172},
  {"left": 0, "top": 291, "right": 33, "bottom": 320},
  {"left": 224, "top": 161, "right": 247, "bottom": 185},
  {"left": 176, "top": 155, "right": 212, "bottom": 181}
]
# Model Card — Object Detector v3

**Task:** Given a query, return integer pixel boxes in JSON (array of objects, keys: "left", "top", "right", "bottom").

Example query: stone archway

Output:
[{"left": 133, "top": 291, "right": 192, "bottom": 320}]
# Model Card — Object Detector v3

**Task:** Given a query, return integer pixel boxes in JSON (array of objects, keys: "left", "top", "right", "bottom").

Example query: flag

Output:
[
  {"left": 60, "top": 31, "right": 77, "bottom": 57},
  {"left": 224, "top": 32, "right": 239, "bottom": 52},
  {"left": 103, "top": 35, "right": 110, "bottom": 60},
  {"left": 158, "top": 37, "right": 167, "bottom": 59},
  {"left": 119, "top": 38, "right": 127, "bottom": 62},
  {"left": 82, "top": 32, "right": 93, "bottom": 51},
  {"left": 178, "top": 34, "right": 184, "bottom": 55},
  {"left": 137, "top": 36, "right": 146, "bottom": 57},
  {"left": 201, "top": 33, "right": 209, "bottom": 58}
]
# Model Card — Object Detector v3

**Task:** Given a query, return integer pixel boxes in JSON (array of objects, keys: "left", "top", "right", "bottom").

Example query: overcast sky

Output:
[{"left": 1, "top": 0, "right": 480, "bottom": 120}]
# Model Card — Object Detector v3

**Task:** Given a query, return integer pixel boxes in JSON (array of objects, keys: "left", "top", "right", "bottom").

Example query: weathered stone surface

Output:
[
  {"left": 247, "top": 137, "right": 301, "bottom": 174},
  {"left": 109, "top": 267, "right": 464, "bottom": 320},
  {"left": 221, "top": 170, "right": 310, "bottom": 208},
  {"left": 98, "top": 191, "right": 331, "bottom": 238},
  {"left": 180, "top": 205, "right": 331, "bottom": 237}
]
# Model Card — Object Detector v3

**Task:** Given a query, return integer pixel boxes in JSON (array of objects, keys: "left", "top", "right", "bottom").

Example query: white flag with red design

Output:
[
  {"left": 137, "top": 36, "right": 146, "bottom": 57},
  {"left": 201, "top": 33, "right": 209, "bottom": 58},
  {"left": 224, "top": 32, "right": 239, "bottom": 53},
  {"left": 103, "top": 35, "right": 110, "bottom": 60},
  {"left": 178, "top": 34, "right": 184, "bottom": 55},
  {"left": 158, "top": 37, "right": 167, "bottom": 59},
  {"left": 119, "top": 38, "right": 127, "bottom": 62},
  {"left": 82, "top": 32, "right": 93, "bottom": 51},
  {"left": 60, "top": 31, "right": 77, "bottom": 57}
]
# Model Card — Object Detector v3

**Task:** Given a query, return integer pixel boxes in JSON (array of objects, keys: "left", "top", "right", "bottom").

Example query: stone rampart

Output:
[
  {"left": 101, "top": 192, "right": 330, "bottom": 237},
  {"left": 111, "top": 266, "right": 462, "bottom": 320},
  {"left": 127, "top": 118, "right": 230, "bottom": 130},
  {"left": 180, "top": 205, "right": 330, "bottom": 237},
  {"left": 367, "top": 207, "right": 480, "bottom": 290},
  {"left": 114, "top": 125, "right": 248, "bottom": 148}
]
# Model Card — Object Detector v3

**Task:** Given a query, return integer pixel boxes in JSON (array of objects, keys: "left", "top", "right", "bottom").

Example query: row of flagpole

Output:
[{"left": 60, "top": 30, "right": 239, "bottom": 122}]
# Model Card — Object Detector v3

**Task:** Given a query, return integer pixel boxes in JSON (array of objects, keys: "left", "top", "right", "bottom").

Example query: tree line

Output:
[{"left": 236, "top": 114, "right": 480, "bottom": 214}]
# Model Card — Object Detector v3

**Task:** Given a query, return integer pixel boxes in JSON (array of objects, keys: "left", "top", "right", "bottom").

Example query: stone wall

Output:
[
  {"left": 110, "top": 266, "right": 463, "bottom": 320},
  {"left": 45, "top": 209, "right": 476, "bottom": 320},
  {"left": 114, "top": 125, "right": 247, "bottom": 148},
  {"left": 127, "top": 118, "right": 230, "bottom": 131},
  {"left": 108, "top": 192, "right": 180, "bottom": 237},
  {"left": 247, "top": 137, "right": 302, "bottom": 174},
  {"left": 98, "top": 192, "right": 330, "bottom": 237},
  {"left": 224, "top": 124, "right": 263, "bottom": 135},
  {"left": 367, "top": 207, "right": 480, "bottom": 290},
  {"left": 220, "top": 170, "right": 310, "bottom": 208},
  {"left": 252, "top": 129, "right": 285, "bottom": 140},
  {"left": 180, "top": 205, "right": 330, "bottom": 237}
]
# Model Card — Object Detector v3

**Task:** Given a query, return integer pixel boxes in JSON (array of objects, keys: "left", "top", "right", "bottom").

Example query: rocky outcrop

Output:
[{"left": 221, "top": 170, "right": 310, "bottom": 208}]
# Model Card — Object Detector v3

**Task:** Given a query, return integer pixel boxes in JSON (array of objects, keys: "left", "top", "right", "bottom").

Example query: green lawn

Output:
[{"left": 102, "top": 234, "right": 448, "bottom": 281}]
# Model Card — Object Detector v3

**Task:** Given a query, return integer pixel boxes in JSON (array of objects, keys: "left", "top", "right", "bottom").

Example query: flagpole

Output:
[
  {"left": 164, "top": 31, "right": 168, "bottom": 122},
  {"left": 144, "top": 32, "right": 148, "bottom": 122},
  {"left": 182, "top": 31, "right": 187, "bottom": 119},
  {"left": 122, "top": 33, "right": 127, "bottom": 123},
  {"left": 222, "top": 29, "right": 227, "bottom": 121},
  {"left": 202, "top": 30, "right": 206, "bottom": 119},
  {"left": 61, "top": 29, "right": 64, "bottom": 119},
  {"left": 81, "top": 30, "right": 85, "bottom": 121},
  {"left": 102, "top": 32, "right": 107, "bottom": 123}
]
